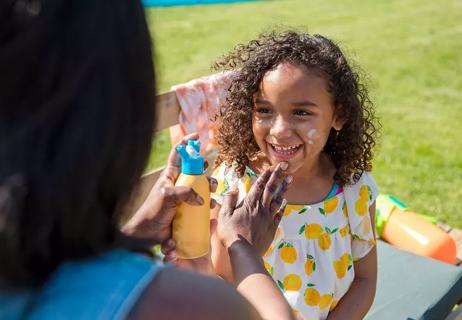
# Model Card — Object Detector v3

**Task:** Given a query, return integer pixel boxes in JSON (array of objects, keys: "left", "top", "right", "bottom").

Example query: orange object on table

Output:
[{"left": 376, "top": 195, "right": 457, "bottom": 264}]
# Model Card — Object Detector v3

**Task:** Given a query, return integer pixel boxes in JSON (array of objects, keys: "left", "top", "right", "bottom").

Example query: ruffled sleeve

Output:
[
  {"left": 344, "top": 171, "right": 379, "bottom": 261},
  {"left": 211, "top": 163, "right": 255, "bottom": 206}
]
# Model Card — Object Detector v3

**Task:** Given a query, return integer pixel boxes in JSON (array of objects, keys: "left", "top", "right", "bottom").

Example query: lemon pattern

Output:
[
  {"left": 304, "top": 284, "right": 321, "bottom": 306},
  {"left": 278, "top": 273, "right": 303, "bottom": 292},
  {"left": 333, "top": 253, "right": 352, "bottom": 279},
  {"left": 211, "top": 163, "right": 378, "bottom": 320},
  {"left": 304, "top": 254, "right": 316, "bottom": 276},
  {"left": 278, "top": 242, "right": 298, "bottom": 264}
]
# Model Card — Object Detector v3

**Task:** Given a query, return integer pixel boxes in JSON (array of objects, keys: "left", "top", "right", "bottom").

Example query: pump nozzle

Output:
[{"left": 176, "top": 140, "right": 204, "bottom": 175}]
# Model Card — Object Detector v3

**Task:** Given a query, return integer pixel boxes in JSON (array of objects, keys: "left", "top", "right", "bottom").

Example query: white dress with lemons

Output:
[{"left": 212, "top": 163, "right": 378, "bottom": 320}]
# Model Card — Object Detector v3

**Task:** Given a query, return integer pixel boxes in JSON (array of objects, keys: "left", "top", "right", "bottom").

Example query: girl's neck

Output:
[
  {"left": 290, "top": 153, "right": 337, "bottom": 204},
  {"left": 292, "top": 153, "right": 326, "bottom": 184}
]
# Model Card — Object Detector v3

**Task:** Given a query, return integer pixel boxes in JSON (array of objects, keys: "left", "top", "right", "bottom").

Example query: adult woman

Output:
[{"left": 0, "top": 0, "right": 292, "bottom": 319}]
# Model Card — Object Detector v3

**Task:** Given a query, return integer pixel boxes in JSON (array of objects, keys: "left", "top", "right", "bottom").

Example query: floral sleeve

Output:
[{"left": 344, "top": 171, "right": 379, "bottom": 261}]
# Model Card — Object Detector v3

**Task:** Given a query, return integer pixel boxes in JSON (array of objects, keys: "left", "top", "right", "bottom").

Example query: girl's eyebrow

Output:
[
  {"left": 254, "top": 98, "right": 271, "bottom": 105},
  {"left": 254, "top": 98, "right": 319, "bottom": 107},
  {"left": 292, "top": 101, "right": 319, "bottom": 107}
]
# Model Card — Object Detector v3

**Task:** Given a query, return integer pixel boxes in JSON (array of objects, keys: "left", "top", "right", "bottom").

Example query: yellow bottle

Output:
[{"left": 173, "top": 140, "right": 210, "bottom": 259}]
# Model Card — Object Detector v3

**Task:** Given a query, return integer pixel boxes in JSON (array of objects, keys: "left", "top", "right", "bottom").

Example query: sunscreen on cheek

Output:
[{"left": 307, "top": 128, "right": 317, "bottom": 145}]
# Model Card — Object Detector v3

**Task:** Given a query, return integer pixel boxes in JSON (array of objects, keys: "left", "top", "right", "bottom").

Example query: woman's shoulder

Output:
[{"left": 29, "top": 249, "right": 162, "bottom": 319}]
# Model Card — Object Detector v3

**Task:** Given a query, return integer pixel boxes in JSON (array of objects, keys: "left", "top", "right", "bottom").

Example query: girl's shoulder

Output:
[{"left": 344, "top": 171, "right": 378, "bottom": 203}]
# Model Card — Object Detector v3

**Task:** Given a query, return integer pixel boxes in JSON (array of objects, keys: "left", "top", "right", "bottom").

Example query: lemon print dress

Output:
[{"left": 212, "top": 163, "right": 378, "bottom": 320}]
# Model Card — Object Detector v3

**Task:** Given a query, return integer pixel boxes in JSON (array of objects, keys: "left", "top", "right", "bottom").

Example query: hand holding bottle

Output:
[{"left": 122, "top": 133, "right": 217, "bottom": 245}]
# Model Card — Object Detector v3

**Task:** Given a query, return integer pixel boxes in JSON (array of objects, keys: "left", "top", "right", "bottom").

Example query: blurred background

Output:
[{"left": 144, "top": 0, "right": 462, "bottom": 228}]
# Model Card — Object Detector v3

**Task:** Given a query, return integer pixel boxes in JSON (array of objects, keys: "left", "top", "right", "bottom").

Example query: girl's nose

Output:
[{"left": 270, "top": 116, "right": 292, "bottom": 139}]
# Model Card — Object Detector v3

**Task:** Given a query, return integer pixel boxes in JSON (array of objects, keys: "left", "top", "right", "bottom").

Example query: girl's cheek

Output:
[{"left": 254, "top": 118, "right": 273, "bottom": 126}]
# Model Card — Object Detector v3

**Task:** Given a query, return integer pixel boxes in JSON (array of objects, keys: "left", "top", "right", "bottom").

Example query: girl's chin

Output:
[
  {"left": 267, "top": 157, "right": 303, "bottom": 174},
  {"left": 286, "top": 162, "right": 304, "bottom": 175}
]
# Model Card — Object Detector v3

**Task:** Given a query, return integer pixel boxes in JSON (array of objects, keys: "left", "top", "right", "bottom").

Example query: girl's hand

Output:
[
  {"left": 217, "top": 162, "right": 291, "bottom": 255},
  {"left": 122, "top": 133, "right": 217, "bottom": 244}
]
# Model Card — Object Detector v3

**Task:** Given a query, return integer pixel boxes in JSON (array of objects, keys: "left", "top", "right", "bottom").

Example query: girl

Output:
[{"left": 210, "top": 31, "right": 379, "bottom": 320}]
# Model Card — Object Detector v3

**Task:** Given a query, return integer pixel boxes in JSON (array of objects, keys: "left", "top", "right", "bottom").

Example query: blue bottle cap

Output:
[{"left": 176, "top": 140, "right": 204, "bottom": 175}]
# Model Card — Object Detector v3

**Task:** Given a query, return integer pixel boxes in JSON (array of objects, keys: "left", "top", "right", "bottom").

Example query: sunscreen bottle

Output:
[{"left": 173, "top": 140, "right": 210, "bottom": 259}]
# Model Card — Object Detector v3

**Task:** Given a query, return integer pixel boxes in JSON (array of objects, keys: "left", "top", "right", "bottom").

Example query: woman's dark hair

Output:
[
  {"left": 214, "top": 30, "right": 379, "bottom": 185},
  {"left": 0, "top": 0, "right": 155, "bottom": 287}
]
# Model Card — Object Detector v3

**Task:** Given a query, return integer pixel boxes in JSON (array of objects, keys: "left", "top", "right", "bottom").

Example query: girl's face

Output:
[{"left": 252, "top": 63, "right": 344, "bottom": 174}]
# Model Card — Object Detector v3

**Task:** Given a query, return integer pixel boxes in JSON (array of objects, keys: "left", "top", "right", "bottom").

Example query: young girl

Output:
[{"left": 210, "top": 31, "right": 379, "bottom": 320}]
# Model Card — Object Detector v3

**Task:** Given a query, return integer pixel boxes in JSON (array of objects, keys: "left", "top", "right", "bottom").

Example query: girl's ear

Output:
[{"left": 332, "top": 114, "right": 346, "bottom": 131}]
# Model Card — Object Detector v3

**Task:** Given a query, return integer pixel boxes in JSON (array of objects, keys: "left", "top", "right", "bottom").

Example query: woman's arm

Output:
[
  {"left": 327, "top": 202, "right": 378, "bottom": 320},
  {"left": 215, "top": 168, "right": 293, "bottom": 320},
  {"left": 228, "top": 239, "right": 294, "bottom": 320},
  {"left": 131, "top": 267, "right": 262, "bottom": 320},
  {"left": 210, "top": 203, "right": 292, "bottom": 319}
]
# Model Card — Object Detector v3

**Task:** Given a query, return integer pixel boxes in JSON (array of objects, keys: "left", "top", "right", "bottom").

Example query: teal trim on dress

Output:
[{"left": 321, "top": 182, "right": 340, "bottom": 202}]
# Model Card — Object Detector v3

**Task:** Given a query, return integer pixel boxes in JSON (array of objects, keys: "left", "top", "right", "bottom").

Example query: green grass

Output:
[{"left": 145, "top": 0, "right": 462, "bottom": 228}]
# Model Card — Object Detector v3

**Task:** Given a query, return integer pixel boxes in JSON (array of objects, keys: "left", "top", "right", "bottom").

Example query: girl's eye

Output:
[
  {"left": 255, "top": 107, "right": 271, "bottom": 114},
  {"left": 294, "top": 110, "right": 312, "bottom": 116}
]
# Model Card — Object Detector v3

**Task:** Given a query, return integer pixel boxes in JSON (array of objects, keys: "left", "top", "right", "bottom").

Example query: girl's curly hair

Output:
[{"left": 213, "top": 30, "right": 379, "bottom": 186}]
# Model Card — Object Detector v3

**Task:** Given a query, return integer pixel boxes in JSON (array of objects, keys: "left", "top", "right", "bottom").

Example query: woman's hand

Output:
[
  {"left": 217, "top": 162, "right": 291, "bottom": 255},
  {"left": 161, "top": 220, "right": 218, "bottom": 276},
  {"left": 122, "top": 133, "right": 217, "bottom": 245}
]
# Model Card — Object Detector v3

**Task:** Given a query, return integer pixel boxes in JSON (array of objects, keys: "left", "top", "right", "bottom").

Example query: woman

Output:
[{"left": 0, "top": 0, "right": 293, "bottom": 319}]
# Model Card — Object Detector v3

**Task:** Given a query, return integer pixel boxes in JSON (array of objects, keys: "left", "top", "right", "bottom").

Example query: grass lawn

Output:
[{"left": 144, "top": 0, "right": 462, "bottom": 228}]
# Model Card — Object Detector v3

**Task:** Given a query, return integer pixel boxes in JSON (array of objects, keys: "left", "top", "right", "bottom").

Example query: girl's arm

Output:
[
  {"left": 327, "top": 202, "right": 378, "bottom": 320},
  {"left": 210, "top": 204, "right": 234, "bottom": 281}
]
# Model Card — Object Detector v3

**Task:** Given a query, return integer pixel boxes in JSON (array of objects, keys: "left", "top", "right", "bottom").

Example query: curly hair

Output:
[{"left": 214, "top": 30, "right": 379, "bottom": 186}]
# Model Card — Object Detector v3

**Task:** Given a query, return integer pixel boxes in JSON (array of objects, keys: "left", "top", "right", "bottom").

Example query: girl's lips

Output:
[{"left": 267, "top": 143, "right": 302, "bottom": 161}]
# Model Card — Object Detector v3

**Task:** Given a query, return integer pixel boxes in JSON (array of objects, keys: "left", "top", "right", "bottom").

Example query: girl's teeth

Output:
[{"left": 272, "top": 145, "right": 300, "bottom": 154}]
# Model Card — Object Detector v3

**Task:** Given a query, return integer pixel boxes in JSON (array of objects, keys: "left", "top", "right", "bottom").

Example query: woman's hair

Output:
[
  {"left": 214, "top": 30, "right": 379, "bottom": 185},
  {"left": 0, "top": 0, "right": 155, "bottom": 287}
]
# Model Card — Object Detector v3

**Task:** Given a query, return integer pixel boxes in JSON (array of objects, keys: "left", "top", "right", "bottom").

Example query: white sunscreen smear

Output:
[
  {"left": 186, "top": 145, "right": 200, "bottom": 158},
  {"left": 307, "top": 129, "right": 317, "bottom": 144}
]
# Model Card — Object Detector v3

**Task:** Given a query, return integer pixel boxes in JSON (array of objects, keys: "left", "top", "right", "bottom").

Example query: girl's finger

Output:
[{"left": 210, "top": 198, "right": 218, "bottom": 209}]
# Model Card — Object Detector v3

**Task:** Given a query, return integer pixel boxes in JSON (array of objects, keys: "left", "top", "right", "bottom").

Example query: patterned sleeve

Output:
[
  {"left": 211, "top": 163, "right": 253, "bottom": 206},
  {"left": 344, "top": 171, "right": 379, "bottom": 261}
]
